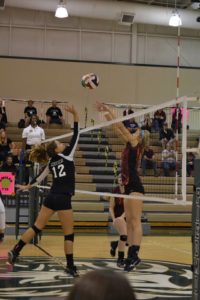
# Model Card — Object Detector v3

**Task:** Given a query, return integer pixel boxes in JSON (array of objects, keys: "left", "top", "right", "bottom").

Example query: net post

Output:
[
  {"left": 192, "top": 158, "right": 200, "bottom": 299},
  {"left": 28, "top": 163, "right": 40, "bottom": 245},
  {"left": 181, "top": 97, "right": 187, "bottom": 204}
]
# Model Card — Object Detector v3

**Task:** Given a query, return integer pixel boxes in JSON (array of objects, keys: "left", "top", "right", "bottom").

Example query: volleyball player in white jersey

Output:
[{"left": 0, "top": 195, "right": 5, "bottom": 242}]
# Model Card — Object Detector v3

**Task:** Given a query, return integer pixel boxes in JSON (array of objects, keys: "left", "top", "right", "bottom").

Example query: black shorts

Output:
[
  {"left": 43, "top": 193, "right": 72, "bottom": 211},
  {"left": 124, "top": 176, "right": 145, "bottom": 195}
]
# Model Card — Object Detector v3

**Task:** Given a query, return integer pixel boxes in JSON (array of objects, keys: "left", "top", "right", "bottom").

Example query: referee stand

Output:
[{"left": 192, "top": 158, "right": 200, "bottom": 299}]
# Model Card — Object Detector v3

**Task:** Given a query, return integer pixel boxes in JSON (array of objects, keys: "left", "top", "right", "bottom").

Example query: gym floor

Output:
[{"left": 0, "top": 234, "right": 192, "bottom": 300}]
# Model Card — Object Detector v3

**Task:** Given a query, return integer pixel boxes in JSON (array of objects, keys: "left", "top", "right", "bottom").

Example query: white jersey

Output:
[
  {"left": 0, "top": 197, "right": 5, "bottom": 231},
  {"left": 22, "top": 125, "right": 45, "bottom": 146}
]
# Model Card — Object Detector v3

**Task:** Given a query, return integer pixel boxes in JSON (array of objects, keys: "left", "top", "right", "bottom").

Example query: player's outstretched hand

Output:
[
  {"left": 65, "top": 105, "right": 79, "bottom": 122},
  {"left": 96, "top": 101, "right": 109, "bottom": 113}
]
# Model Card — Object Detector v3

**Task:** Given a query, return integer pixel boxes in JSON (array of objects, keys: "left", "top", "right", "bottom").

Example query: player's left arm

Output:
[
  {"left": 16, "top": 165, "right": 50, "bottom": 190},
  {"left": 63, "top": 105, "right": 79, "bottom": 158}
]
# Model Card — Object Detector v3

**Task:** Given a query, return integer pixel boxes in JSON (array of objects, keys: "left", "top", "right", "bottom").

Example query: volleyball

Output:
[{"left": 81, "top": 73, "right": 99, "bottom": 89}]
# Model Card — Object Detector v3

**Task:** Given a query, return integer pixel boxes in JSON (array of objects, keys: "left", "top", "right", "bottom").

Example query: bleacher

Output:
[{"left": 5, "top": 123, "right": 197, "bottom": 231}]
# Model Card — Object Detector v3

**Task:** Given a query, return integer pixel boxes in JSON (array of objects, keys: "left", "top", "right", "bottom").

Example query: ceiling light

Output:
[
  {"left": 55, "top": 0, "right": 68, "bottom": 18},
  {"left": 191, "top": 3, "right": 200, "bottom": 9},
  {"left": 169, "top": 10, "right": 182, "bottom": 27}
]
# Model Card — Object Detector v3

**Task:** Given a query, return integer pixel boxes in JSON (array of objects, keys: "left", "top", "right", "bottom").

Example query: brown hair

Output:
[
  {"left": 67, "top": 269, "right": 136, "bottom": 300},
  {"left": 0, "top": 130, "right": 7, "bottom": 144},
  {"left": 46, "top": 141, "right": 58, "bottom": 158},
  {"left": 29, "top": 141, "right": 58, "bottom": 163},
  {"left": 29, "top": 145, "right": 48, "bottom": 163}
]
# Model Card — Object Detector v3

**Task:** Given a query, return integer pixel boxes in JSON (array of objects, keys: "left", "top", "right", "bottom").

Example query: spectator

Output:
[
  {"left": 109, "top": 174, "right": 127, "bottom": 268},
  {"left": 1, "top": 154, "right": 17, "bottom": 174},
  {"left": 141, "top": 113, "right": 152, "bottom": 133},
  {"left": 22, "top": 115, "right": 45, "bottom": 150},
  {"left": 67, "top": 269, "right": 136, "bottom": 300},
  {"left": 162, "top": 144, "right": 176, "bottom": 177},
  {"left": 0, "top": 130, "right": 14, "bottom": 162},
  {"left": 187, "top": 152, "right": 195, "bottom": 177},
  {"left": 21, "top": 115, "right": 45, "bottom": 184},
  {"left": 0, "top": 195, "right": 5, "bottom": 242},
  {"left": 24, "top": 100, "right": 37, "bottom": 126},
  {"left": 171, "top": 107, "right": 189, "bottom": 134},
  {"left": 159, "top": 122, "right": 175, "bottom": 149},
  {"left": 46, "top": 100, "right": 64, "bottom": 126},
  {"left": 0, "top": 99, "right": 7, "bottom": 129},
  {"left": 141, "top": 146, "right": 158, "bottom": 176},
  {"left": 153, "top": 109, "right": 166, "bottom": 131}
]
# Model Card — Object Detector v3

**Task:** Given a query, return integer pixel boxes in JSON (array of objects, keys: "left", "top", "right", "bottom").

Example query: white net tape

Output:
[{"left": 35, "top": 95, "right": 198, "bottom": 205}]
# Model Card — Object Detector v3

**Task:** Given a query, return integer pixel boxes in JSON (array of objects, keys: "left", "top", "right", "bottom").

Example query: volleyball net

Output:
[{"left": 39, "top": 95, "right": 199, "bottom": 205}]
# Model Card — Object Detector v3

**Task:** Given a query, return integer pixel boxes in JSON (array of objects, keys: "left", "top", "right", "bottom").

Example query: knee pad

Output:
[
  {"left": 32, "top": 225, "right": 42, "bottom": 234},
  {"left": 64, "top": 233, "right": 74, "bottom": 242},
  {"left": 120, "top": 235, "right": 127, "bottom": 242}
]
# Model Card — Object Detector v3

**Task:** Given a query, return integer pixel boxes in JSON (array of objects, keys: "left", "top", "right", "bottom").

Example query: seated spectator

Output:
[
  {"left": 187, "top": 152, "right": 195, "bottom": 177},
  {"left": 109, "top": 174, "right": 127, "bottom": 268},
  {"left": 24, "top": 100, "right": 37, "bottom": 126},
  {"left": 46, "top": 100, "right": 64, "bottom": 126},
  {"left": 141, "top": 113, "right": 152, "bottom": 133},
  {"left": 162, "top": 144, "right": 176, "bottom": 177},
  {"left": 159, "top": 122, "right": 175, "bottom": 149},
  {"left": 153, "top": 109, "right": 166, "bottom": 132},
  {"left": 0, "top": 130, "right": 14, "bottom": 162},
  {"left": 1, "top": 154, "right": 17, "bottom": 174},
  {"left": 22, "top": 115, "right": 45, "bottom": 150},
  {"left": 141, "top": 146, "right": 158, "bottom": 176},
  {"left": 0, "top": 98, "right": 7, "bottom": 129},
  {"left": 67, "top": 269, "right": 136, "bottom": 300}
]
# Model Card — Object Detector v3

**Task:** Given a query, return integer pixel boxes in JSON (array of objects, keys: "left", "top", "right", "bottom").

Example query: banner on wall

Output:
[{"left": 0, "top": 172, "right": 15, "bottom": 195}]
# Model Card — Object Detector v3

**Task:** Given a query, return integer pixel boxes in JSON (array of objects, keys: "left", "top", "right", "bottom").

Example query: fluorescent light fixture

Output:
[
  {"left": 169, "top": 10, "right": 182, "bottom": 27},
  {"left": 191, "top": 2, "right": 200, "bottom": 9},
  {"left": 55, "top": 0, "right": 68, "bottom": 18}
]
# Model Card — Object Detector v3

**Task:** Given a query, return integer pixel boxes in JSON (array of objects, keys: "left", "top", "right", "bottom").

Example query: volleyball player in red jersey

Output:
[
  {"left": 96, "top": 101, "right": 145, "bottom": 272},
  {"left": 109, "top": 174, "right": 127, "bottom": 268}
]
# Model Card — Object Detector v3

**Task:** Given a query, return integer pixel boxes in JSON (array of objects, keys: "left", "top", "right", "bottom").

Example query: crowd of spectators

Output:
[
  {"left": 122, "top": 107, "right": 192, "bottom": 177},
  {"left": 0, "top": 100, "right": 195, "bottom": 180},
  {"left": 0, "top": 99, "right": 66, "bottom": 184}
]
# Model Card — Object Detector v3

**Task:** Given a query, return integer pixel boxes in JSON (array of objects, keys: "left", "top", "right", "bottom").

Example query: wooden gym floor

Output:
[
  {"left": 1, "top": 235, "right": 191, "bottom": 263},
  {"left": 0, "top": 234, "right": 193, "bottom": 300}
]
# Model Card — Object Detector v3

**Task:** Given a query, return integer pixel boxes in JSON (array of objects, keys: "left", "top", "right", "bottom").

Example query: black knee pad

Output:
[
  {"left": 64, "top": 233, "right": 74, "bottom": 242},
  {"left": 120, "top": 235, "right": 127, "bottom": 242},
  {"left": 32, "top": 225, "right": 41, "bottom": 234}
]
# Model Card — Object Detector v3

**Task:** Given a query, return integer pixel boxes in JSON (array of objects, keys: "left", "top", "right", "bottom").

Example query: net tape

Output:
[
  {"left": 42, "top": 96, "right": 197, "bottom": 143},
  {"left": 37, "top": 95, "right": 197, "bottom": 204},
  {"left": 37, "top": 185, "right": 191, "bottom": 205}
]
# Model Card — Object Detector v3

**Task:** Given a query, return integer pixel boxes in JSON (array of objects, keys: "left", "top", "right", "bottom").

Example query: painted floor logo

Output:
[{"left": 0, "top": 257, "right": 192, "bottom": 300}]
